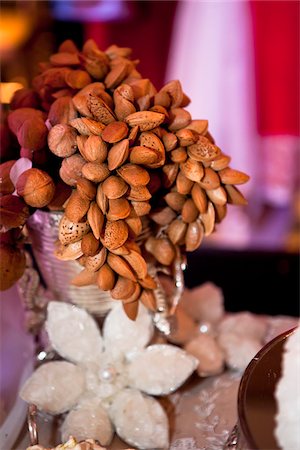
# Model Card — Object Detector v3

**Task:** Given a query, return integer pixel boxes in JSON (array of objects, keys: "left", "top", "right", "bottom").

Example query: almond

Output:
[
  {"left": 122, "top": 283, "right": 141, "bottom": 304},
  {"left": 82, "top": 162, "right": 110, "bottom": 183},
  {"left": 191, "top": 183, "right": 208, "bottom": 214},
  {"left": 164, "top": 191, "right": 186, "bottom": 212},
  {"left": 50, "top": 52, "right": 80, "bottom": 66},
  {"left": 160, "top": 80, "right": 183, "bottom": 107},
  {"left": 185, "top": 220, "right": 204, "bottom": 251},
  {"left": 87, "top": 94, "right": 116, "bottom": 124},
  {"left": 102, "top": 175, "right": 128, "bottom": 199},
  {"left": 122, "top": 300, "right": 139, "bottom": 320},
  {"left": 105, "top": 61, "right": 129, "bottom": 89},
  {"left": 198, "top": 167, "right": 221, "bottom": 190},
  {"left": 85, "top": 247, "right": 107, "bottom": 271},
  {"left": 206, "top": 186, "right": 227, "bottom": 206},
  {"left": 162, "top": 132, "right": 178, "bottom": 152},
  {"left": 107, "top": 198, "right": 131, "bottom": 221},
  {"left": 129, "top": 146, "right": 160, "bottom": 166},
  {"left": 199, "top": 201, "right": 215, "bottom": 236},
  {"left": 72, "top": 82, "right": 107, "bottom": 117},
  {"left": 122, "top": 250, "right": 148, "bottom": 279},
  {"left": 64, "top": 190, "right": 90, "bottom": 223},
  {"left": 168, "top": 108, "right": 192, "bottom": 131},
  {"left": 117, "top": 163, "right": 150, "bottom": 186},
  {"left": 87, "top": 201, "right": 104, "bottom": 239},
  {"left": 139, "top": 275, "right": 157, "bottom": 290},
  {"left": 126, "top": 185, "right": 151, "bottom": 201},
  {"left": 170, "top": 147, "right": 187, "bottom": 163},
  {"left": 58, "top": 215, "right": 90, "bottom": 245},
  {"left": 125, "top": 208, "right": 142, "bottom": 237},
  {"left": 97, "top": 263, "right": 116, "bottom": 290},
  {"left": 186, "top": 119, "right": 208, "bottom": 135},
  {"left": 70, "top": 118, "right": 105, "bottom": 135},
  {"left": 210, "top": 153, "right": 231, "bottom": 171},
  {"left": 181, "top": 198, "right": 199, "bottom": 223},
  {"left": 180, "top": 158, "right": 204, "bottom": 183},
  {"left": 131, "top": 201, "right": 151, "bottom": 217},
  {"left": 102, "top": 121, "right": 128, "bottom": 143},
  {"left": 224, "top": 185, "right": 248, "bottom": 205},
  {"left": 80, "top": 135, "right": 108, "bottom": 163},
  {"left": 139, "top": 289, "right": 156, "bottom": 311},
  {"left": 111, "top": 276, "right": 136, "bottom": 299},
  {"left": 162, "top": 163, "right": 179, "bottom": 188},
  {"left": 76, "top": 178, "right": 97, "bottom": 201},
  {"left": 176, "top": 170, "right": 194, "bottom": 194},
  {"left": 96, "top": 183, "right": 108, "bottom": 214},
  {"left": 218, "top": 167, "right": 250, "bottom": 185},
  {"left": 81, "top": 232, "right": 100, "bottom": 256},
  {"left": 107, "top": 139, "right": 130, "bottom": 171},
  {"left": 167, "top": 219, "right": 187, "bottom": 245},
  {"left": 102, "top": 220, "right": 128, "bottom": 250},
  {"left": 176, "top": 128, "right": 198, "bottom": 147},
  {"left": 54, "top": 240, "right": 83, "bottom": 261},
  {"left": 187, "top": 136, "right": 221, "bottom": 162},
  {"left": 71, "top": 268, "right": 98, "bottom": 287},
  {"left": 125, "top": 111, "right": 165, "bottom": 131},
  {"left": 150, "top": 206, "right": 176, "bottom": 226},
  {"left": 65, "top": 70, "right": 92, "bottom": 89},
  {"left": 107, "top": 253, "right": 137, "bottom": 281},
  {"left": 214, "top": 203, "right": 227, "bottom": 223}
]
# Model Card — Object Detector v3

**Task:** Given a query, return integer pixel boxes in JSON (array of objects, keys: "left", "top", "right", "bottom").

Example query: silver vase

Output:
[{"left": 26, "top": 210, "right": 115, "bottom": 317}]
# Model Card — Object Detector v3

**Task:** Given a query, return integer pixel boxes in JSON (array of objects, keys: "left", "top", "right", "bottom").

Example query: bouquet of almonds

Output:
[{"left": 0, "top": 39, "right": 249, "bottom": 319}]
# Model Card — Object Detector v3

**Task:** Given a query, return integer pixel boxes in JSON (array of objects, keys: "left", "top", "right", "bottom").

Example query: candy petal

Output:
[
  {"left": 109, "top": 388, "right": 169, "bottom": 449},
  {"left": 19, "top": 361, "right": 85, "bottom": 415},
  {"left": 103, "top": 303, "right": 154, "bottom": 359},
  {"left": 61, "top": 397, "right": 114, "bottom": 446},
  {"left": 127, "top": 344, "right": 198, "bottom": 395},
  {"left": 10, "top": 157, "right": 32, "bottom": 191},
  {"left": 46, "top": 301, "right": 103, "bottom": 364}
]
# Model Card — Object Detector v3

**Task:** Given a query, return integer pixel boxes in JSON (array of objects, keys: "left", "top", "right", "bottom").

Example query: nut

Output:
[
  {"left": 16, "top": 168, "right": 55, "bottom": 208},
  {"left": 48, "top": 124, "right": 78, "bottom": 157}
]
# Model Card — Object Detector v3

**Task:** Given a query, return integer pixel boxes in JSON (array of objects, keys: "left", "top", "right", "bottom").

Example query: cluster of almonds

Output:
[{"left": 0, "top": 39, "right": 249, "bottom": 318}]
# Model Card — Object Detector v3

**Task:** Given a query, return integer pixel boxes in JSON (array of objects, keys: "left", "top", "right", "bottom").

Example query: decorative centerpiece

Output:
[{"left": 0, "top": 38, "right": 250, "bottom": 448}]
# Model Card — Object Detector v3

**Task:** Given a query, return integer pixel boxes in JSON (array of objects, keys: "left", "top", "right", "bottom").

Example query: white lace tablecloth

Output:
[{"left": 11, "top": 315, "right": 299, "bottom": 450}]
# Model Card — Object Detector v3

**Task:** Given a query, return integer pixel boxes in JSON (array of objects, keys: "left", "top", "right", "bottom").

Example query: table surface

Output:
[{"left": 10, "top": 315, "right": 299, "bottom": 450}]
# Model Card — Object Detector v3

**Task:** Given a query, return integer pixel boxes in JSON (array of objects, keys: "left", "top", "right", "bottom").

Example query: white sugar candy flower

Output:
[{"left": 20, "top": 301, "right": 198, "bottom": 449}]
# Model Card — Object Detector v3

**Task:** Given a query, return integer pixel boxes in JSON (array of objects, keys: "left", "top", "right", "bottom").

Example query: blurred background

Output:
[{"left": 0, "top": 0, "right": 299, "bottom": 314}]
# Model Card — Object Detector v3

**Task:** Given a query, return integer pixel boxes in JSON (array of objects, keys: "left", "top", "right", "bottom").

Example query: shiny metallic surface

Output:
[
  {"left": 28, "top": 404, "right": 38, "bottom": 445},
  {"left": 27, "top": 210, "right": 114, "bottom": 317}
]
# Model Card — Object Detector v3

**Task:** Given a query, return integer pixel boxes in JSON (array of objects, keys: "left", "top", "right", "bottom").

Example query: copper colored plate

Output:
[{"left": 237, "top": 327, "right": 296, "bottom": 450}]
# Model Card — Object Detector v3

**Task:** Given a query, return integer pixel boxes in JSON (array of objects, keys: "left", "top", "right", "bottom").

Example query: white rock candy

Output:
[
  {"left": 218, "top": 332, "right": 261, "bottom": 372},
  {"left": 127, "top": 344, "right": 198, "bottom": 395},
  {"left": 275, "top": 325, "right": 300, "bottom": 450},
  {"left": 103, "top": 303, "right": 154, "bottom": 359},
  {"left": 218, "top": 312, "right": 267, "bottom": 341},
  {"left": 61, "top": 398, "right": 113, "bottom": 445},
  {"left": 109, "top": 388, "right": 169, "bottom": 449},
  {"left": 46, "top": 302, "right": 103, "bottom": 364},
  {"left": 20, "top": 361, "right": 85, "bottom": 414},
  {"left": 184, "top": 334, "right": 225, "bottom": 377},
  {"left": 181, "top": 282, "right": 224, "bottom": 323}
]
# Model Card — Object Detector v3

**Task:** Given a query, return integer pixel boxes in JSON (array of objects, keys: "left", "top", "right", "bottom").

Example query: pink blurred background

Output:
[{"left": 1, "top": 0, "right": 299, "bottom": 252}]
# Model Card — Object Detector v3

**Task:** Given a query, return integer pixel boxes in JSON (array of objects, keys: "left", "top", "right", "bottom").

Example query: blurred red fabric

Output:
[{"left": 250, "top": 1, "right": 300, "bottom": 137}]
